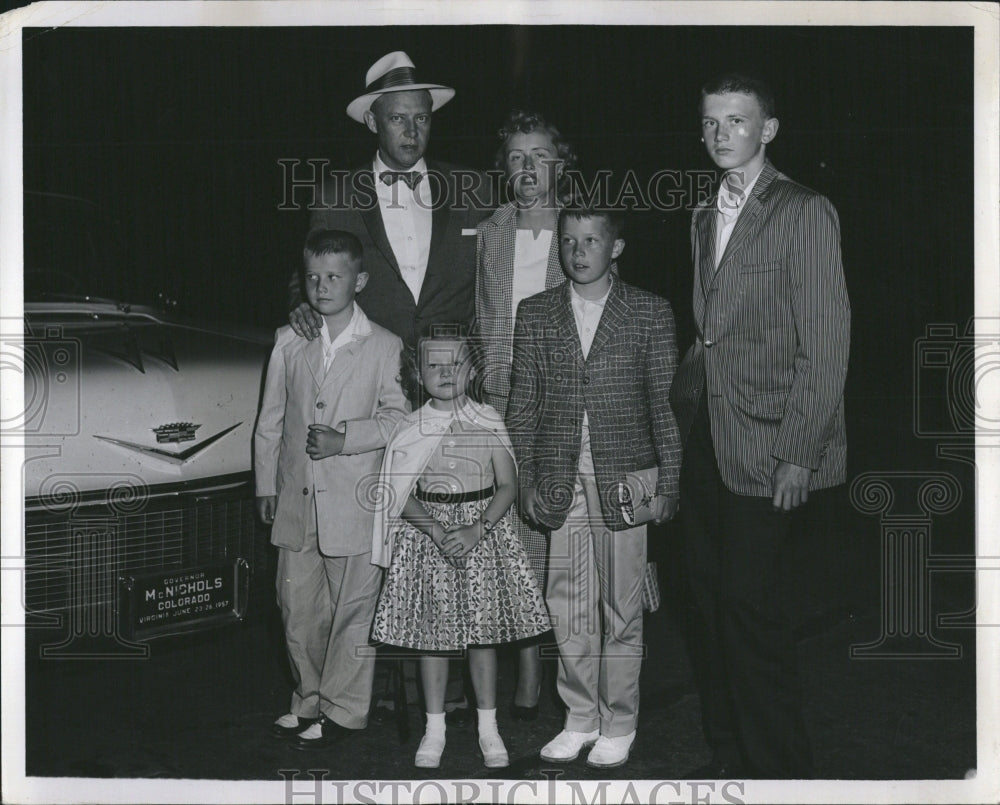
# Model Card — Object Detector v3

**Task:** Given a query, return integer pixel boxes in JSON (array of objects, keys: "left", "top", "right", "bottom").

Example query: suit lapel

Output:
[
  {"left": 712, "top": 161, "right": 781, "bottom": 280},
  {"left": 322, "top": 333, "right": 368, "bottom": 388},
  {"left": 491, "top": 205, "right": 517, "bottom": 317},
  {"left": 304, "top": 335, "right": 326, "bottom": 389},
  {"left": 544, "top": 226, "right": 564, "bottom": 289},
  {"left": 586, "top": 277, "right": 627, "bottom": 360},
  {"left": 696, "top": 205, "right": 718, "bottom": 293},
  {"left": 552, "top": 283, "right": 584, "bottom": 365},
  {"left": 418, "top": 161, "right": 452, "bottom": 308},
  {"left": 357, "top": 167, "right": 401, "bottom": 278}
]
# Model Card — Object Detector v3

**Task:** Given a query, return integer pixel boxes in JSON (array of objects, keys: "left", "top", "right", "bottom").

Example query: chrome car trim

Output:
[
  {"left": 93, "top": 422, "right": 243, "bottom": 465},
  {"left": 25, "top": 471, "right": 254, "bottom": 512}
]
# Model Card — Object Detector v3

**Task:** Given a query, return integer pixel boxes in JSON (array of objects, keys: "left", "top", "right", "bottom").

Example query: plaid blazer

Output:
[
  {"left": 507, "top": 278, "right": 682, "bottom": 531},
  {"left": 670, "top": 161, "right": 851, "bottom": 495},
  {"left": 474, "top": 203, "right": 564, "bottom": 406}
]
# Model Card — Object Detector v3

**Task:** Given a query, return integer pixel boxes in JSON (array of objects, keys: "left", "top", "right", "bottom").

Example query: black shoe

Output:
[
  {"left": 509, "top": 703, "right": 539, "bottom": 722},
  {"left": 270, "top": 714, "right": 320, "bottom": 739},
  {"left": 291, "top": 715, "right": 355, "bottom": 750}
]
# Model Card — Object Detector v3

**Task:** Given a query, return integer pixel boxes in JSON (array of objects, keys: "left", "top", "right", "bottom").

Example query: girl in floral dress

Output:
[{"left": 371, "top": 326, "right": 549, "bottom": 770}]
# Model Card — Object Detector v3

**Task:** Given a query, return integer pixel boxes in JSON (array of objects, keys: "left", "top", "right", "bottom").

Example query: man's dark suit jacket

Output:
[
  {"left": 297, "top": 159, "right": 494, "bottom": 347},
  {"left": 507, "top": 277, "right": 682, "bottom": 532}
]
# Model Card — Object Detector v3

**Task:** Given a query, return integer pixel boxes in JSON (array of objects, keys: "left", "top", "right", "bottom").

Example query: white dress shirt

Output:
[
  {"left": 570, "top": 278, "right": 613, "bottom": 436},
  {"left": 570, "top": 278, "right": 612, "bottom": 360},
  {"left": 319, "top": 303, "right": 366, "bottom": 372},
  {"left": 715, "top": 166, "right": 762, "bottom": 267},
  {"left": 373, "top": 153, "right": 433, "bottom": 303},
  {"left": 511, "top": 228, "right": 553, "bottom": 324}
]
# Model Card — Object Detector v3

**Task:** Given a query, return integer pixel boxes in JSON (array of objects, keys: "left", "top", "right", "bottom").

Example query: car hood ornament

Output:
[
  {"left": 94, "top": 422, "right": 242, "bottom": 465},
  {"left": 154, "top": 422, "right": 201, "bottom": 443}
]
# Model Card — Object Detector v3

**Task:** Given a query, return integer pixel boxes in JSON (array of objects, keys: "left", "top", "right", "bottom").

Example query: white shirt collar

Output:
[
  {"left": 717, "top": 165, "right": 763, "bottom": 216},
  {"left": 319, "top": 302, "right": 370, "bottom": 355},
  {"left": 570, "top": 276, "right": 613, "bottom": 309}
]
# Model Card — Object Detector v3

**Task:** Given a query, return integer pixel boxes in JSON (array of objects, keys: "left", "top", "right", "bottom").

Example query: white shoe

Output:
[
  {"left": 415, "top": 730, "right": 446, "bottom": 768},
  {"left": 586, "top": 731, "right": 636, "bottom": 769},
  {"left": 540, "top": 729, "right": 600, "bottom": 763},
  {"left": 479, "top": 730, "right": 510, "bottom": 768}
]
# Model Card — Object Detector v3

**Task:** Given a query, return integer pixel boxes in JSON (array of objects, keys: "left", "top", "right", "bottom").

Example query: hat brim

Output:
[{"left": 346, "top": 85, "right": 455, "bottom": 123}]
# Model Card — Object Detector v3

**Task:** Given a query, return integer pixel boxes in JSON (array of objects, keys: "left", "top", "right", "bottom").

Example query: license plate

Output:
[{"left": 117, "top": 559, "right": 249, "bottom": 640}]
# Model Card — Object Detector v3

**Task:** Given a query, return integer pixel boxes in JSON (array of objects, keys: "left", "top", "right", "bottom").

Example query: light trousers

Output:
[
  {"left": 276, "top": 532, "right": 382, "bottom": 729},
  {"left": 546, "top": 440, "right": 646, "bottom": 737}
]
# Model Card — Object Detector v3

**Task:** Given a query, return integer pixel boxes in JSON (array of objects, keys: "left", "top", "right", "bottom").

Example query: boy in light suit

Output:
[
  {"left": 255, "top": 229, "right": 408, "bottom": 749},
  {"left": 507, "top": 201, "right": 682, "bottom": 769}
]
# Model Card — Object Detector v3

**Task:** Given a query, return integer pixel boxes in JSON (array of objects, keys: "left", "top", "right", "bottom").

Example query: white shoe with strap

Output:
[
  {"left": 414, "top": 729, "right": 446, "bottom": 768},
  {"left": 479, "top": 729, "right": 510, "bottom": 768}
]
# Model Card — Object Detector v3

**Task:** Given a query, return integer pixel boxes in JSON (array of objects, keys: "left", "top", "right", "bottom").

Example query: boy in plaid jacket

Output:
[{"left": 507, "top": 201, "right": 681, "bottom": 769}]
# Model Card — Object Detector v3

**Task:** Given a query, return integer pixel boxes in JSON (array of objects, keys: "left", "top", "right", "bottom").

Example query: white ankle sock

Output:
[
  {"left": 426, "top": 712, "right": 446, "bottom": 733},
  {"left": 477, "top": 708, "right": 498, "bottom": 732}
]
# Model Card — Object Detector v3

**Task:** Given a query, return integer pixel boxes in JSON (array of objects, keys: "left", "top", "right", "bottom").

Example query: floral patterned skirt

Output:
[{"left": 372, "top": 496, "right": 551, "bottom": 652}]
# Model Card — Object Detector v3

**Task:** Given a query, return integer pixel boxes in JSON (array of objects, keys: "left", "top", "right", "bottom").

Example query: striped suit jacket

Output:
[
  {"left": 669, "top": 161, "right": 851, "bottom": 496},
  {"left": 508, "top": 278, "right": 682, "bottom": 531},
  {"left": 474, "top": 203, "right": 564, "bottom": 407}
]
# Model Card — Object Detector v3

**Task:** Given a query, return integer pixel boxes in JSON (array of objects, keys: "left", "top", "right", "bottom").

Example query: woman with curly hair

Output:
[{"left": 473, "top": 110, "right": 578, "bottom": 720}]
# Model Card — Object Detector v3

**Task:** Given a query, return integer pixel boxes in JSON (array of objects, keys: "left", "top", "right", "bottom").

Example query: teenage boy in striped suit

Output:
[{"left": 670, "top": 74, "right": 851, "bottom": 778}]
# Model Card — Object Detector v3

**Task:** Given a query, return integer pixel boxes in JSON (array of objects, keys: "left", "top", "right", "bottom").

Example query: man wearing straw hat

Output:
[
  {"left": 279, "top": 50, "right": 492, "bottom": 750},
  {"left": 289, "top": 50, "right": 493, "bottom": 348}
]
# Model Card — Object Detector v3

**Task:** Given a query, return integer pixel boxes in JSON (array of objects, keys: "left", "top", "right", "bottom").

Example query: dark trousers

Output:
[{"left": 679, "top": 394, "right": 814, "bottom": 778}]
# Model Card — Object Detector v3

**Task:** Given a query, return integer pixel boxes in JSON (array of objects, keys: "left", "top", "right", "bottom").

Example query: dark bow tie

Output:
[{"left": 380, "top": 170, "right": 422, "bottom": 190}]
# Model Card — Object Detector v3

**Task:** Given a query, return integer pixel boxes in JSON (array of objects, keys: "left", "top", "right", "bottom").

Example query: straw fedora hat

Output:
[{"left": 346, "top": 51, "right": 455, "bottom": 123}]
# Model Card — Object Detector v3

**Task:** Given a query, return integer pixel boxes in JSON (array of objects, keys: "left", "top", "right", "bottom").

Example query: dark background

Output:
[
  {"left": 23, "top": 24, "right": 976, "bottom": 494},
  {"left": 18, "top": 23, "right": 981, "bottom": 782}
]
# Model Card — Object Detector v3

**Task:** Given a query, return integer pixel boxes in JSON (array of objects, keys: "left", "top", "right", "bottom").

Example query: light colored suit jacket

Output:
[
  {"left": 254, "top": 310, "right": 408, "bottom": 555},
  {"left": 508, "top": 278, "right": 682, "bottom": 531},
  {"left": 474, "top": 203, "right": 564, "bottom": 406},
  {"left": 670, "top": 161, "right": 851, "bottom": 496}
]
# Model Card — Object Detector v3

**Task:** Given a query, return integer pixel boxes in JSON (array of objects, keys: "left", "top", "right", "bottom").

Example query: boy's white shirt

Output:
[
  {"left": 319, "top": 302, "right": 367, "bottom": 371},
  {"left": 715, "top": 165, "right": 763, "bottom": 267},
  {"left": 370, "top": 398, "right": 514, "bottom": 568}
]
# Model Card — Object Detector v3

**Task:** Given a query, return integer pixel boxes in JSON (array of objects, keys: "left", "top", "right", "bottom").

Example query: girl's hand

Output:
[
  {"left": 440, "top": 523, "right": 483, "bottom": 558},
  {"left": 428, "top": 523, "right": 449, "bottom": 553}
]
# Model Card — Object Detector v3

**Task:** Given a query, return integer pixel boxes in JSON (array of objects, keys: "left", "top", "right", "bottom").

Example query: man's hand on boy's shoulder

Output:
[
  {"left": 651, "top": 495, "right": 679, "bottom": 524},
  {"left": 289, "top": 301, "right": 323, "bottom": 340},
  {"left": 256, "top": 495, "right": 276, "bottom": 525},
  {"left": 306, "top": 424, "right": 345, "bottom": 460}
]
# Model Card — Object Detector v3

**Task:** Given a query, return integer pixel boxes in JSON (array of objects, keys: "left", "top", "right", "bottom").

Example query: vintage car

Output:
[{"left": 20, "top": 192, "right": 275, "bottom": 651}]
